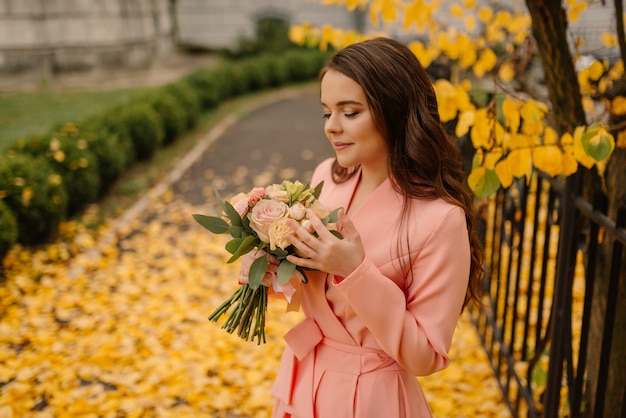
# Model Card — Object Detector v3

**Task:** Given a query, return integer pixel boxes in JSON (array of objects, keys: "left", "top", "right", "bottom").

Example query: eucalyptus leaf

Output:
[
  {"left": 330, "top": 230, "right": 344, "bottom": 240},
  {"left": 277, "top": 260, "right": 297, "bottom": 285},
  {"left": 229, "top": 225, "right": 244, "bottom": 238},
  {"left": 192, "top": 214, "right": 229, "bottom": 234},
  {"left": 227, "top": 235, "right": 259, "bottom": 263},
  {"left": 214, "top": 189, "right": 227, "bottom": 213},
  {"left": 312, "top": 180, "right": 324, "bottom": 199},
  {"left": 224, "top": 201, "right": 242, "bottom": 227},
  {"left": 225, "top": 238, "right": 242, "bottom": 254},
  {"left": 248, "top": 256, "right": 268, "bottom": 289},
  {"left": 328, "top": 207, "right": 342, "bottom": 223}
]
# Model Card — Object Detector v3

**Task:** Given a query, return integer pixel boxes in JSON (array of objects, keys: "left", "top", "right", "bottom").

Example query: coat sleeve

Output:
[{"left": 332, "top": 205, "right": 470, "bottom": 376}]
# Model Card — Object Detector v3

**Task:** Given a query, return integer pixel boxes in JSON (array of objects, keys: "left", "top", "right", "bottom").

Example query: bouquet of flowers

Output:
[{"left": 193, "top": 180, "right": 341, "bottom": 344}]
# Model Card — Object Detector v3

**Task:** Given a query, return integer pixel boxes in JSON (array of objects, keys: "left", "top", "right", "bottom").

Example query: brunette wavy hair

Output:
[{"left": 320, "top": 37, "right": 484, "bottom": 309}]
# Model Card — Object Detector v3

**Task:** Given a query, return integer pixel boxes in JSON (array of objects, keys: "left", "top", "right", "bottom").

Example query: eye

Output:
[
  {"left": 322, "top": 113, "right": 331, "bottom": 120},
  {"left": 344, "top": 112, "right": 358, "bottom": 118}
]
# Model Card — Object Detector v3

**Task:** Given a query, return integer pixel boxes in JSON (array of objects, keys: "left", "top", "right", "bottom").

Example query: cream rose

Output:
[
  {"left": 265, "top": 184, "right": 289, "bottom": 203},
  {"left": 268, "top": 217, "right": 293, "bottom": 251},
  {"left": 288, "top": 202, "right": 307, "bottom": 220},
  {"left": 249, "top": 199, "right": 288, "bottom": 243},
  {"left": 309, "top": 200, "right": 330, "bottom": 219}
]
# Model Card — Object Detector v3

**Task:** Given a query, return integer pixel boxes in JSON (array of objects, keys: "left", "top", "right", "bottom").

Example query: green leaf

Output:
[
  {"left": 229, "top": 225, "right": 244, "bottom": 238},
  {"left": 330, "top": 230, "right": 344, "bottom": 240},
  {"left": 226, "top": 235, "right": 259, "bottom": 263},
  {"left": 270, "top": 248, "right": 289, "bottom": 259},
  {"left": 582, "top": 128, "right": 613, "bottom": 161},
  {"left": 312, "top": 180, "right": 324, "bottom": 199},
  {"left": 192, "top": 214, "right": 229, "bottom": 234},
  {"left": 214, "top": 189, "right": 227, "bottom": 213},
  {"left": 225, "top": 238, "right": 242, "bottom": 254},
  {"left": 248, "top": 256, "right": 268, "bottom": 289},
  {"left": 277, "top": 260, "right": 297, "bottom": 285},
  {"left": 224, "top": 201, "right": 242, "bottom": 227},
  {"left": 328, "top": 207, "right": 342, "bottom": 223},
  {"left": 468, "top": 167, "right": 501, "bottom": 198}
]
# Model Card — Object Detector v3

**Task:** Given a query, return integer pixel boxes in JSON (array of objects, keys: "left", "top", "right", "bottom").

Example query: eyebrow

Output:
[{"left": 320, "top": 100, "right": 364, "bottom": 107}]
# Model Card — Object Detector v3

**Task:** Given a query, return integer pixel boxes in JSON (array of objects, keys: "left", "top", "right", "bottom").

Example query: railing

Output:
[{"left": 470, "top": 168, "right": 626, "bottom": 417}]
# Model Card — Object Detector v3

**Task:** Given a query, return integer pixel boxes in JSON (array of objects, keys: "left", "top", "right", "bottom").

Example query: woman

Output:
[{"left": 271, "top": 37, "right": 484, "bottom": 417}]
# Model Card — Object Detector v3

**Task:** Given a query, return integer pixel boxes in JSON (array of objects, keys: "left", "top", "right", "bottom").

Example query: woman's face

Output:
[{"left": 320, "top": 69, "right": 387, "bottom": 172}]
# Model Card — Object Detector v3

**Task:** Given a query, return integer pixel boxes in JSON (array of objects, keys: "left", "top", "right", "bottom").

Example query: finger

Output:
[
  {"left": 338, "top": 210, "right": 358, "bottom": 239},
  {"left": 286, "top": 219, "right": 320, "bottom": 249},
  {"left": 306, "top": 209, "right": 338, "bottom": 240}
]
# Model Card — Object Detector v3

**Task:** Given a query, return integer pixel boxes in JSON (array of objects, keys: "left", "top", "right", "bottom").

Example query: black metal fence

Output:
[{"left": 470, "top": 168, "right": 626, "bottom": 417}]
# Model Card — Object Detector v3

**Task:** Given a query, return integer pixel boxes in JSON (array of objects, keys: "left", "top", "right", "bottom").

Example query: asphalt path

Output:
[{"left": 172, "top": 84, "right": 335, "bottom": 206}]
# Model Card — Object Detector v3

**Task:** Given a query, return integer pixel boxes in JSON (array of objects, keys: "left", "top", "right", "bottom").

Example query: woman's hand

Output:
[{"left": 285, "top": 209, "right": 365, "bottom": 278}]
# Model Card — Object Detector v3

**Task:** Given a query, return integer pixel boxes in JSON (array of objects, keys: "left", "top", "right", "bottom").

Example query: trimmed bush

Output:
[
  {"left": 98, "top": 107, "right": 138, "bottom": 166},
  {"left": 240, "top": 58, "right": 271, "bottom": 91},
  {"left": 10, "top": 129, "right": 101, "bottom": 214},
  {"left": 260, "top": 54, "right": 290, "bottom": 86},
  {"left": 74, "top": 117, "right": 128, "bottom": 192},
  {"left": 163, "top": 82, "right": 202, "bottom": 129},
  {"left": 184, "top": 68, "right": 224, "bottom": 110},
  {"left": 0, "top": 199, "right": 18, "bottom": 261},
  {"left": 0, "top": 153, "right": 68, "bottom": 245},
  {"left": 144, "top": 91, "right": 187, "bottom": 144},
  {"left": 222, "top": 62, "right": 251, "bottom": 96},
  {"left": 284, "top": 49, "right": 328, "bottom": 81},
  {"left": 118, "top": 103, "right": 164, "bottom": 160}
]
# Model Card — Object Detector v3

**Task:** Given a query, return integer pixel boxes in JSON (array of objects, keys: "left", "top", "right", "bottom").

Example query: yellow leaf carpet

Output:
[{"left": 0, "top": 192, "right": 512, "bottom": 417}]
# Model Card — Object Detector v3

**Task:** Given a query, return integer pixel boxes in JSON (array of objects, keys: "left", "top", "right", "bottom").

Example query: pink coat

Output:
[{"left": 271, "top": 158, "right": 471, "bottom": 417}]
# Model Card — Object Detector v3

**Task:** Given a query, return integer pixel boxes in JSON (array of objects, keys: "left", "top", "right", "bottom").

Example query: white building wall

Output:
[
  {"left": 0, "top": 0, "right": 173, "bottom": 75},
  {"left": 176, "top": 0, "right": 358, "bottom": 50}
]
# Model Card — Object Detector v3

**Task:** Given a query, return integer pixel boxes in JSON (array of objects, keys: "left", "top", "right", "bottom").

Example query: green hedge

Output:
[{"left": 0, "top": 48, "right": 329, "bottom": 260}]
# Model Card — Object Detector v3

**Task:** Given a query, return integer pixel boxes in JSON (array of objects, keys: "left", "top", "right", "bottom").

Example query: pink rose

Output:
[
  {"left": 238, "top": 250, "right": 279, "bottom": 286},
  {"left": 249, "top": 199, "right": 288, "bottom": 243},
  {"left": 232, "top": 196, "right": 251, "bottom": 217},
  {"left": 250, "top": 187, "right": 266, "bottom": 199}
]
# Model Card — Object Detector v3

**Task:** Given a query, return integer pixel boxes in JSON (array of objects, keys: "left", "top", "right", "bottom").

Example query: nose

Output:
[{"left": 324, "top": 114, "right": 342, "bottom": 136}]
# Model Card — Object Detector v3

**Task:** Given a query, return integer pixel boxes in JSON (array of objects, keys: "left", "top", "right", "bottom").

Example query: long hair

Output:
[{"left": 320, "top": 37, "right": 484, "bottom": 308}]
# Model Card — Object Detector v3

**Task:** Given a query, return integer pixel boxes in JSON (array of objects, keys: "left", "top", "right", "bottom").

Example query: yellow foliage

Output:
[
  {"left": 617, "top": 130, "right": 626, "bottom": 149},
  {"left": 450, "top": 3, "right": 463, "bottom": 18},
  {"left": 456, "top": 109, "right": 475, "bottom": 138},
  {"left": 470, "top": 108, "right": 494, "bottom": 149},
  {"left": 502, "top": 98, "right": 521, "bottom": 133},
  {"left": 588, "top": 60, "right": 605, "bottom": 81},
  {"left": 478, "top": 7, "right": 493, "bottom": 23},
  {"left": 433, "top": 79, "right": 473, "bottom": 123},
  {"left": 601, "top": 32, "right": 617, "bottom": 48},
  {"left": 408, "top": 40, "right": 440, "bottom": 69},
  {"left": 508, "top": 148, "right": 533, "bottom": 179},
  {"left": 498, "top": 61, "right": 515, "bottom": 83},
  {"left": 495, "top": 157, "right": 513, "bottom": 188},
  {"left": 533, "top": 145, "right": 563, "bottom": 177},
  {"left": 520, "top": 100, "right": 546, "bottom": 136},
  {"left": 566, "top": 0, "right": 587, "bottom": 22},
  {"left": 465, "top": 14, "right": 476, "bottom": 32},
  {"left": 611, "top": 96, "right": 626, "bottom": 116},
  {"left": 403, "top": 0, "right": 436, "bottom": 32},
  {"left": 473, "top": 48, "right": 497, "bottom": 78}
]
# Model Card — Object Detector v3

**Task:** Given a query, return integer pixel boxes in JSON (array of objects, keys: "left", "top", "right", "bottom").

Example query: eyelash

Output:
[{"left": 322, "top": 112, "right": 358, "bottom": 120}]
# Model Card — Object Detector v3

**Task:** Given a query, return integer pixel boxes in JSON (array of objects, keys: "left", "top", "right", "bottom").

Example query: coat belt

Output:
[{"left": 272, "top": 317, "right": 405, "bottom": 417}]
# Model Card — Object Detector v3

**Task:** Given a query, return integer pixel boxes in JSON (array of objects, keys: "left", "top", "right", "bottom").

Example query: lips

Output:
[{"left": 332, "top": 142, "right": 352, "bottom": 151}]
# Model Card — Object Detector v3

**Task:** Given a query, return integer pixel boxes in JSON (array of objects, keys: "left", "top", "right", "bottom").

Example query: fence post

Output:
[{"left": 544, "top": 170, "right": 582, "bottom": 417}]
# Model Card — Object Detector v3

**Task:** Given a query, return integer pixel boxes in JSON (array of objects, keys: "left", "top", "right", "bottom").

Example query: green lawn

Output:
[{"left": 0, "top": 88, "right": 148, "bottom": 150}]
